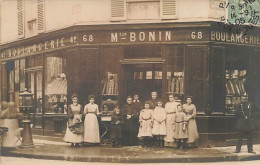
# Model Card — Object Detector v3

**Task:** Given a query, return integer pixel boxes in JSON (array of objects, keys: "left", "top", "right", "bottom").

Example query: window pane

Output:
[
  {"left": 166, "top": 46, "right": 184, "bottom": 100},
  {"left": 45, "top": 55, "right": 67, "bottom": 114}
]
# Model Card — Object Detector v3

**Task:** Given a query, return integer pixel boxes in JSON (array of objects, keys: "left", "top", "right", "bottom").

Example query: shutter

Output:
[
  {"left": 110, "top": 0, "right": 126, "bottom": 21},
  {"left": 37, "top": 0, "right": 45, "bottom": 33},
  {"left": 17, "top": 0, "right": 24, "bottom": 38},
  {"left": 160, "top": 0, "right": 177, "bottom": 20}
]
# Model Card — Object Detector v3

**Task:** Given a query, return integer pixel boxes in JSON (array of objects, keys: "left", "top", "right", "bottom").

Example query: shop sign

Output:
[
  {"left": 0, "top": 29, "right": 208, "bottom": 60},
  {"left": 210, "top": 30, "right": 260, "bottom": 45}
]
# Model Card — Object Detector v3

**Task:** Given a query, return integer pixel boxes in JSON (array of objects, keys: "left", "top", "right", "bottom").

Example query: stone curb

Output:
[{"left": 2, "top": 146, "right": 260, "bottom": 163}]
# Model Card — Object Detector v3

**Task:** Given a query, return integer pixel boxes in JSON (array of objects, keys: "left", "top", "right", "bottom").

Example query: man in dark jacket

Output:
[{"left": 234, "top": 95, "right": 256, "bottom": 154}]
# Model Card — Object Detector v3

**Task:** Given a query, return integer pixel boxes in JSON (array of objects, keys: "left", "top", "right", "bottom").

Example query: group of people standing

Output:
[
  {"left": 63, "top": 92, "right": 199, "bottom": 149},
  {"left": 121, "top": 92, "right": 199, "bottom": 149},
  {"left": 64, "top": 94, "right": 100, "bottom": 147}
]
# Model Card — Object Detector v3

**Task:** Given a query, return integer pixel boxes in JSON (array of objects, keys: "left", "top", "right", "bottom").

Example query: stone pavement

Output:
[{"left": 1, "top": 135, "right": 260, "bottom": 163}]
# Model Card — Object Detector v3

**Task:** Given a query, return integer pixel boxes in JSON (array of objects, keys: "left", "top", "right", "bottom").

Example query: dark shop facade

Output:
[{"left": 1, "top": 21, "right": 260, "bottom": 147}]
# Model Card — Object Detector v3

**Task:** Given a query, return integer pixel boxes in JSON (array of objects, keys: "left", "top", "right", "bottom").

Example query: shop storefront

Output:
[{"left": 1, "top": 22, "right": 260, "bottom": 146}]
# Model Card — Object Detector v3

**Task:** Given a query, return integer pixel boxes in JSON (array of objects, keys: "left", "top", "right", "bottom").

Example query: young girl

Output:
[
  {"left": 138, "top": 101, "right": 153, "bottom": 147},
  {"left": 173, "top": 104, "right": 188, "bottom": 149},
  {"left": 110, "top": 107, "right": 124, "bottom": 147},
  {"left": 152, "top": 100, "right": 166, "bottom": 147},
  {"left": 84, "top": 95, "right": 100, "bottom": 144}
]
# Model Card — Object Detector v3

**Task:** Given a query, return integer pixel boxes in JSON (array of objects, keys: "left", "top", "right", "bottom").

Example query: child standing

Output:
[
  {"left": 152, "top": 100, "right": 166, "bottom": 147},
  {"left": 173, "top": 104, "right": 188, "bottom": 149},
  {"left": 110, "top": 107, "right": 124, "bottom": 147},
  {"left": 138, "top": 101, "right": 153, "bottom": 147}
]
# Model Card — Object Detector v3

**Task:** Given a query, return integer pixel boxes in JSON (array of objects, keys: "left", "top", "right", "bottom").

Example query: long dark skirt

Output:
[
  {"left": 110, "top": 124, "right": 122, "bottom": 139},
  {"left": 122, "top": 118, "right": 139, "bottom": 146}
]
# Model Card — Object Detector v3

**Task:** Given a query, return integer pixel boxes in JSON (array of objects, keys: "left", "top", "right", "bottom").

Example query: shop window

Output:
[
  {"left": 146, "top": 71, "right": 153, "bottom": 79},
  {"left": 166, "top": 46, "right": 184, "bottom": 99},
  {"left": 134, "top": 71, "right": 144, "bottom": 80},
  {"left": 45, "top": 55, "right": 67, "bottom": 114},
  {"left": 101, "top": 72, "right": 119, "bottom": 96},
  {"left": 225, "top": 49, "right": 249, "bottom": 113},
  {"left": 100, "top": 47, "right": 121, "bottom": 108},
  {"left": 124, "top": 45, "right": 161, "bottom": 59}
]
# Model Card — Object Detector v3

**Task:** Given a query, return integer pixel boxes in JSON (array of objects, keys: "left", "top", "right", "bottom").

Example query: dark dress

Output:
[
  {"left": 148, "top": 99, "right": 158, "bottom": 109},
  {"left": 235, "top": 101, "right": 255, "bottom": 152},
  {"left": 110, "top": 114, "right": 124, "bottom": 139},
  {"left": 122, "top": 103, "right": 139, "bottom": 146}
]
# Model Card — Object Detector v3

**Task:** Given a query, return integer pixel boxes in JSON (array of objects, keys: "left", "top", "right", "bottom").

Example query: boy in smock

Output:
[{"left": 173, "top": 104, "right": 188, "bottom": 149}]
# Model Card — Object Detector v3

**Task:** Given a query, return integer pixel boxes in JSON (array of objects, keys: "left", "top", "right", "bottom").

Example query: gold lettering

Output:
[
  {"left": 221, "top": 32, "right": 225, "bottom": 41},
  {"left": 13, "top": 49, "right": 17, "bottom": 56},
  {"left": 57, "top": 38, "right": 59, "bottom": 47},
  {"left": 249, "top": 35, "right": 254, "bottom": 44},
  {"left": 245, "top": 35, "right": 248, "bottom": 43},
  {"left": 165, "top": 31, "right": 171, "bottom": 41},
  {"left": 130, "top": 32, "right": 136, "bottom": 42},
  {"left": 45, "top": 41, "right": 48, "bottom": 49},
  {"left": 240, "top": 35, "right": 244, "bottom": 43},
  {"left": 216, "top": 31, "right": 221, "bottom": 41},
  {"left": 38, "top": 43, "right": 43, "bottom": 51},
  {"left": 149, "top": 32, "right": 155, "bottom": 41},
  {"left": 8, "top": 50, "right": 12, "bottom": 57},
  {"left": 236, "top": 34, "right": 240, "bottom": 43},
  {"left": 51, "top": 40, "right": 55, "bottom": 49},
  {"left": 139, "top": 32, "right": 145, "bottom": 41},
  {"left": 226, "top": 32, "right": 230, "bottom": 42},
  {"left": 111, "top": 33, "right": 118, "bottom": 42},
  {"left": 231, "top": 33, "right": 235, "bottom": 42},
  {"left": 61, "top": 38, "right": 65, "bottom": 46},
  {"left": 32, "top": 44, "right": 37, "bottom": 52},
  {"left": 211, "top": 31, "right": 215, "bottom": 40}
]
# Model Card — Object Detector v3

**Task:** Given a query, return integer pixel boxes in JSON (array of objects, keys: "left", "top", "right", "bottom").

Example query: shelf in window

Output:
[{"left": 225, "top": 95, "right": 242, "bottom": 97}]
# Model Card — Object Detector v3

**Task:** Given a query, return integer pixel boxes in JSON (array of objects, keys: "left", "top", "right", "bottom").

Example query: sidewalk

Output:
[{"left": 1, "top": 135, "right": 260, "bottom": 163}]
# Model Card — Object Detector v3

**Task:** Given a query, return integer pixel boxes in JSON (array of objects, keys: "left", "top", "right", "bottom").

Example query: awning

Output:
[{"left": 46, "top": 78, "right": 67, "bottom": 95}]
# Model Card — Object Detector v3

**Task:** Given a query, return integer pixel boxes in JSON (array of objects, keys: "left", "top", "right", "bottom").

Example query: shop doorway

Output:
[{"left": 122, "top": 63, "right": 163, "bottom": 103}]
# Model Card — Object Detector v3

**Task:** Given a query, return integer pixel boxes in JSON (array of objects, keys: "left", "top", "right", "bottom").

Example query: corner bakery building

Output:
[{"left": 1, "top": 22, "right": 260, "bottom": 147}]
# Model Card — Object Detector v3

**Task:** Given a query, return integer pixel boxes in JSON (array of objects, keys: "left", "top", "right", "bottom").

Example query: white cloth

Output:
[
  {"left": 83, "top": 103, "right": 100, "bottom": 143},
  {"left": 138, "top": 109, "right": 153, "bottom": 137},
  {"left": 164, "top": 101, "right": 178, "bottom": 142},
  {"left": 2, "top": 119, "right": 19, "bottom": 147},
  {"left": 64, "top": 104, "right": 83, "bottom": 143},
  {"left": 152, "top": 106, "right": 166, "bottom": 135}
]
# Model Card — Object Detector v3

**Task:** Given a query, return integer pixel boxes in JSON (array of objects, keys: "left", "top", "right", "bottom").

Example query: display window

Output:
[
  {"left": 45, "top": 54, "right": 67, "bottom": 114},
  {"left": 166, "top": 45, "right": 185, "bottom": 100},
  {"left": 225, "top": 48, "right": 249, "bottom": 113}
]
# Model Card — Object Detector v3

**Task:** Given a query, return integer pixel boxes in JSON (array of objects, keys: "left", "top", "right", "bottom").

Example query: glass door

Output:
[{"left": 123, "top": 64, "right": 163, "bottom": 103}]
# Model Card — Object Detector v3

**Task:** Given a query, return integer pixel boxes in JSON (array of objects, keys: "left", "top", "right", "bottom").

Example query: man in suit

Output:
[{"left": 234, "top": 95, "right": 256, "bottom": 154}]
